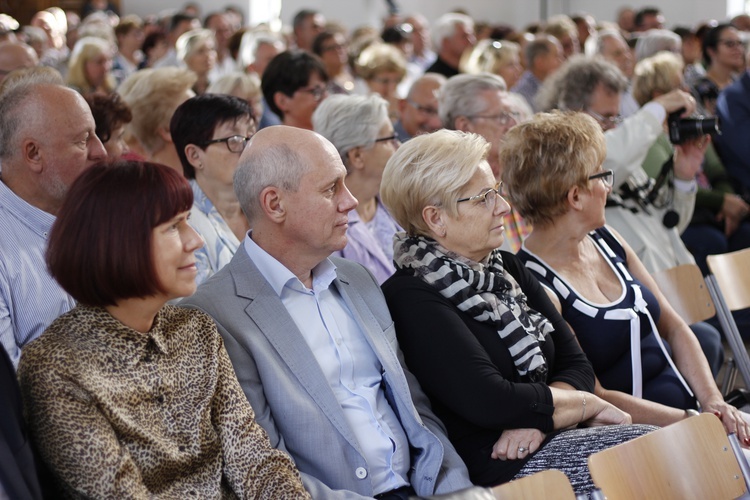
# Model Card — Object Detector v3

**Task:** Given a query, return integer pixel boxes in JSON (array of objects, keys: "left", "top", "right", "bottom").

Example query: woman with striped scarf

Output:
[{"left": 380, "top": 128, "right": 653, "bottom": 495}]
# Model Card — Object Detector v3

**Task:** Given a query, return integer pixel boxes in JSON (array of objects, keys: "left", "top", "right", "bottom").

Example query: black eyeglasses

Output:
[
  {"left": 297, "top": 85, "right": 327, "bottom": 101},
  {"left": 719, "top": 39, "right": 744, "bottom": 49},
  {"left": 588, "top": 169, "right": 614, "bottom": 187},
  {"left": 457, "top": 183, "right": 504, "bottom": 210},
  {"left": 203, "top": 134, "right": 253, "bottom": 153},
  {"left": 407, "top": 100, "right": 439, "bottom": 116},
  {"left": 374, "top": 134, "right": 400, "bottom": 146}
]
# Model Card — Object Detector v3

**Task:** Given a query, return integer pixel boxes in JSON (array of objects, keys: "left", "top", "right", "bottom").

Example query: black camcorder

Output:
[{"left": 667, "top": 108, "right": 720, "bottom": 144}]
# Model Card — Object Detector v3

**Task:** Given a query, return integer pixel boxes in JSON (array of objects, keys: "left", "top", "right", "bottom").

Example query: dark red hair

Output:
[{"left": 47, "top": 160, "right": 193, "bottom": 306}]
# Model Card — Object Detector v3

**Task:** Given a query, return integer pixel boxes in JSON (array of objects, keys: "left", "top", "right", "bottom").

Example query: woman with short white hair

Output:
[
  {"left": 313, "top": 93, "right": 402, "bottom": 283},
  {"left": 177, "top": 28, "right": 216, "bottom": 94}
]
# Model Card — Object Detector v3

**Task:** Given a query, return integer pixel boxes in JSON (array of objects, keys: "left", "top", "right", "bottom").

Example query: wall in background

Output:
[{"left": 121, "top": 0, "right": 741, "bottom": 32}]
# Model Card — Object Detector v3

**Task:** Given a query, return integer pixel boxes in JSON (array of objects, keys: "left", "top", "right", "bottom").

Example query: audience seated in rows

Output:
[
  {"left": 380, "top": 128, "right": 652, "bottom": 494},
  {"left": 18, "top": 160, "right": 309, "bottom": 498},
  {"left": 505, "top": 111, "right": 747, "bottom": 438},
  {"left": 182, "top": 125, "right": 473, "bottom": 498}
]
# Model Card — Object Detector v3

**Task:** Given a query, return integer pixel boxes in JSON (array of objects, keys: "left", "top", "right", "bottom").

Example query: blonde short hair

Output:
[
  {"left": 460, "top": 39, "right": 521, "bottom": 77},
  {"left": 380, "top": 129, "right": 489, "bottom": 237},
  {"left": 176, "top": 28, "right": 215, "bottom": 63},
  {"left": 501, "top": 110, "right": 606, "bottom": 226},
  {"left": 118, "top": 67, "right": 196, "bottom": 154},
  {"left": 355, "top": 43, "right": 407, "bottom": 82},
  {"left": 632, "top": 51, "right": 684, "bottom": 106},
  {"left": 67, "top": 36, "right": 115, "bottom": 93},
  {"left": 207, "top": 71, "right": 261, "bottom": 100}
]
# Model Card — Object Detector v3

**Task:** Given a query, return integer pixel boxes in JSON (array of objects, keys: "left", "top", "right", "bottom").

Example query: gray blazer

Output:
[{"left": 181, "top": 248, "right": 471, "bottom": 499}]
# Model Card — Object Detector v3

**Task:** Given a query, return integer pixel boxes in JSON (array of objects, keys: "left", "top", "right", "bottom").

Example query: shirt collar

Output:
[
  {"left": 243, "top": 232, "right": 338, "bottom": 296},
  {"left": 0, "top": 177, "right": 56, "bottom": 238}
]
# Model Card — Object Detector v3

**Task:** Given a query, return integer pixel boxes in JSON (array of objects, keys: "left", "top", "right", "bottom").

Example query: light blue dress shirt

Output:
[
  {"left": 243, "top": 234, "right": 410, "bottom": 494},
  {"left": 0, "top": 180, "right": 76, "bottom": 368}
]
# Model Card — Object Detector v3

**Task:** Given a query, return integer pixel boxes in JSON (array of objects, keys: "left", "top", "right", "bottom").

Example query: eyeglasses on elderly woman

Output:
[
  {"left": 588, "top": 169, "right": 614, "bottom": 187},
  {"left": 457, "top": 182, "right": 505, "bottom": 210}
]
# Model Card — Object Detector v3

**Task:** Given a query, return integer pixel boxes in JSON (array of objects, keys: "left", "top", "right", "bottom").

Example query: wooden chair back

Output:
[
  {"left": 707, "top": 247, "right": 750, "bottom": 311},
  {"left": 588, "top": 413, "right": 746, "bottom": 500},
  {"left": 491, "top": 469, "right": 575, "bottom": 500},
  {"left": 651, "top": 263, "right": 716, "bottom": 324}
]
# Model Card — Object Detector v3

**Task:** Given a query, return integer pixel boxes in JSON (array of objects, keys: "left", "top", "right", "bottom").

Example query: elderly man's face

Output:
[
  {"left": 400, "top": 80, "right": 442, "bottom": 137},
  {"left": 444, "top": 23, "right": 475, "bottom": 59},
  {"left": 462, "top": 89, "right": 517, "bottom": 178},
  {"left": 296, "top": 13, "right": 325, "bottom": 50},
  {"left": 281, "top": 137, "right": 358, "bottom": 260},
  {"left": 587, "top": 82, "right": 622, "bottom": 132},
  {"left": 600, "top": 36, "right": 634, "bottom": 79},
  {"left": 32, "top": 87, "right": 107, "bottom": 209}
]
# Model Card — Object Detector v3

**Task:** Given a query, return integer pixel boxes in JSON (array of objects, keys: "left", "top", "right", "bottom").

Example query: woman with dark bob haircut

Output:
[
  {"left": 17, "top": 161, "right": 309, "bottom": 499},
  {"left": 171, "top": 93, "right": 255, "bottom": 284}
]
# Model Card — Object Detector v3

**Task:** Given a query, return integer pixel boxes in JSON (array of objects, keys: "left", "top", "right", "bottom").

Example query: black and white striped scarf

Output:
[{"left": 393, "top": 233, "right": 550, "bottom": 382}]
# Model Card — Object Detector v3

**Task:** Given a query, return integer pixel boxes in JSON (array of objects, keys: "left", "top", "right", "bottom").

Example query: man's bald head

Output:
[
  {"left": 0, "top": 42, "right": 38, "bottom": 83},
  {"left": 235, "top": 126, "right": 334, "bottom": 222},
  {"left": 0, "top": 82, "right": 106, "bottom": 213}
]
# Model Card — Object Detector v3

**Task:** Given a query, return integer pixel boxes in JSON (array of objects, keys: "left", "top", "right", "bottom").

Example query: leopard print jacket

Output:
[{"left": 18, "top": 304, "right": 310, "bottom": 499}]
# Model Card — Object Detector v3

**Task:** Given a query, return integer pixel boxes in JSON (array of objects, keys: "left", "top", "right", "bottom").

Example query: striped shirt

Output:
[{"left": 0, "top": 179, "right": 76, "bottom": 368}]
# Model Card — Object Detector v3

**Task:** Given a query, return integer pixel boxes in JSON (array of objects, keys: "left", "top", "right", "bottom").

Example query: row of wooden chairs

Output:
[
  {"left": 487, "top": 413, "right": 748, "bottom": 500},
  {"left": 420, "top": 249, "right": 750, "bottom": 499}
]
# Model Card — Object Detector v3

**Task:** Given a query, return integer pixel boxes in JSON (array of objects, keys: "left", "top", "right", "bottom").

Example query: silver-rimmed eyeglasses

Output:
[
  {"left": 467, "top": 111, "right": 520, "bottom": 127},
  {"left": 203, "top": 134, "right": 253, "bottom": 153},
  {"left": 586, "top": 109, "right": 624, "bottom": 129},
  {"left": 588, "top": 169, "right": 614, "bottom": 187},
  {"left": 457, "top": 183, "right": 504, "bottom": 210}
]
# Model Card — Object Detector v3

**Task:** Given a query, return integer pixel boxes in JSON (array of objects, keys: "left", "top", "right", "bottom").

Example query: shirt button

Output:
[
  {"left": 156, "top": 395, "right": 164, "bottom": 404},
  {"left": 355, "top": 467, "right": 367, "bottom": 479}
]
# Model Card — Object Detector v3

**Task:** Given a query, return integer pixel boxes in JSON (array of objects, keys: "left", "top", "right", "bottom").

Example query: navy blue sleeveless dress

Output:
[{"left": 518, "top": 227, "right": 696, "bottom": 410}]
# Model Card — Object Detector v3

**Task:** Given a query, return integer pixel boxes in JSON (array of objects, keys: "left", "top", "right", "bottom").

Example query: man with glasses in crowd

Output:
[
  {"left": 439, "top": 73, "right": 530, "bottom": 251},
  {"left": 394, "top": 73, "right": 445, "bottom": 142},
  {"left": 535, "top": 54, "right": 724, "bottom": 377},
  {"left": 261, "top": 50, "right": 328, "bottom": 131}
]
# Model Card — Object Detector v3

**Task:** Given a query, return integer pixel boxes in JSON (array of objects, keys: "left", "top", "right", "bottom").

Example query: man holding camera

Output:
[{"left": 536, "top": 55, "right": 723, "bottom": 376}]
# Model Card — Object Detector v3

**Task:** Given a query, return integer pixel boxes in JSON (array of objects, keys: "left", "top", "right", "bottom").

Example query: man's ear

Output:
[
  {"left": 454, "top": 115, "right": 472, "bottom": 132},
  {"left": 422, "top": 205, "right": 446, "bottom": 237},
  {"left": 259, "top": 185, "right": 285, "bottom": 222},
  {"left": 22, "top": 139, "right": 43, "bottom": 173}
]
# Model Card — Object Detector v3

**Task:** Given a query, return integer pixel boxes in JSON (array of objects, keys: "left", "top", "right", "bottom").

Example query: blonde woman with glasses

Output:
[
  {"left": 380, "top": 128, "right": 653, "bottom": 495},
  {"left": 506, "top": 111, "right": 749, "bottom": 442}
]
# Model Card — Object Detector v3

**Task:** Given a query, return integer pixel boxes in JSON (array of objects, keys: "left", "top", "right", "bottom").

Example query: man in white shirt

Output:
[{"left": 0, "top": 76, "right": 106, "bottom": 366}]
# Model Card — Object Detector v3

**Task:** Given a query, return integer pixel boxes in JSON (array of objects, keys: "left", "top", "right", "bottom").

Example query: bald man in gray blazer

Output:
[{"left": 182, "top": 126, "right": 471, "bottom": 499}]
